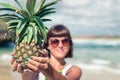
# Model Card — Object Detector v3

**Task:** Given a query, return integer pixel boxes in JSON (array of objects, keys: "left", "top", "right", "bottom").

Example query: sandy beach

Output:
[
  {"left": 0, "top": 59, "right": 21, "bottom": 80},
  {"left": 0, "top": 63, "right": 120, "bottom": 80},
  {"left": 0, "top": 64, "right": 14, "bottom": 80},
  {"left": 81, "top": 69, "right": 120, "bottom": 80}
]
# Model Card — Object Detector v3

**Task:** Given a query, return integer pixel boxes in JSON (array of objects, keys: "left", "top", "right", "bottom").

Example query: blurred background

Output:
[{"left": 0, "top": 0, "right": 120, "bottom": 80}]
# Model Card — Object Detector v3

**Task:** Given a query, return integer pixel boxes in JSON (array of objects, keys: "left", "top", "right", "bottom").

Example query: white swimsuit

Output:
[{"left": 34, "top": 64, "right": 72, "bottom": 80}]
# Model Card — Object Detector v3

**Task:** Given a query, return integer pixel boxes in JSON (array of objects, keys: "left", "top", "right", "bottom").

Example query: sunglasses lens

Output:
[
  {"left": 51, "top": 39, "right": 59, "bottom": 47},
  {"left": 62, "top": 39, "right": 69, "bottom": 46}
]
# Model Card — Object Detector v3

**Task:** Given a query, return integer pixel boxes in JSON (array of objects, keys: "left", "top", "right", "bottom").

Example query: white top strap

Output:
[
  {"left": 62, "top": 64, "right": 72, "bottom": 76},
  {"left": 39, "top": 72, "right": 45, "bottom": 80}
]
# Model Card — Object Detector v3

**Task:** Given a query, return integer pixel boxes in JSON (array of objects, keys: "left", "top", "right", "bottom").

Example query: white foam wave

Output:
[
  {"left": 117, "top": 64, "right": 120, "bottom": 68},
  {"left": 79, "top": 64, "right": 107, "bottom": 70},
  {"left": 0, "top": 54, "right": 11, "bottom": 65},
  {"left": 0, "top": 54, "right": 11, "bottom": 60},
  {"left": 77, "top": 63, "right": 120, "bottom": 74},
  {"left": 73, "top": 38, "right": 120, "bottom": 46},
  {"left": 105, "top": 68, "right": 120, "bottom": 74},
  {"left": 91, "top": 59, "right": 111, "bottom": 65}
]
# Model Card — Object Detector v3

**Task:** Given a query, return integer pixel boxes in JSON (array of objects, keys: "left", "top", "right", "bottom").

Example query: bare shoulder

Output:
[
  {"left": 66, "top": 65, "right": 82, "bottom": 79},
  {"left": 70, "top": 65, "right": 82, "bottom": 75}
]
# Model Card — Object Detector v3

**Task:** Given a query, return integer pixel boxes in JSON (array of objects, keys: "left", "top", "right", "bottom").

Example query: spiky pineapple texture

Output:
[{"left": 0, "top": 0, "right": 60, "bottom": 69}]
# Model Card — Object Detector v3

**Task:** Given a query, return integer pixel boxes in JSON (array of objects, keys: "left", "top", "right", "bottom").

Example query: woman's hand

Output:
[
  {"left": 10, "top": 52, "right": 22, "bottom": 72},
  {"left": 10, "top": 52, "right": 37, "bottom": 80},
  {"left": 26, "top": 56, "right": 49, "bottom": 72},
  {"left": 26, "top": 49, "right": 49, "bottom": 73}
]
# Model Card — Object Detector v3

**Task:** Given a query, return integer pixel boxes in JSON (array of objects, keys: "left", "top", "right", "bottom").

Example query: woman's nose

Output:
[{"left": 58, "top": 41, "right": 63, "bottom": 47}]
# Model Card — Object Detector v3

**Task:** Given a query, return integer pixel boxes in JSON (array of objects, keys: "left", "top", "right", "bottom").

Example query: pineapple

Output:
[{"left": 0, "top": 0, "right": 60, "bottom": 69}]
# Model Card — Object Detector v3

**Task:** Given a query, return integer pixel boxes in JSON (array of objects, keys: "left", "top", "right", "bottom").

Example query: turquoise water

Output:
[
  {"left": 0, "top": 38, "right": 120, "bottom": 73},
  {"left": 74, "top": 39, "right": 120, "bottom": 61},
  {"left": 0, "top": 42, "right": 14, "bottom": 55},
  {"left": 74, "top": 44, "right": 120, "bottom": 64}
]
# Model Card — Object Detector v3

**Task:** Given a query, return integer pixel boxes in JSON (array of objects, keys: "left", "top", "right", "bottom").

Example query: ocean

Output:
[{"left": 0, "top": 38, "right": 120, "bottom": 74}]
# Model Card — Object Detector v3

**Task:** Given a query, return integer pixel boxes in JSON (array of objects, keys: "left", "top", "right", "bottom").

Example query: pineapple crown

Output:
[{"left": 0, "top": 0, "right": 61, "bottom": 45}]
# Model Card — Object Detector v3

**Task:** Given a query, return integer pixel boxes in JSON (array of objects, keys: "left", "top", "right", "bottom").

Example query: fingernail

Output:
[
  {"left": 25, "top": 58, "right": 28, "bottom": 62},
  {"left": 25, "top": 61, "right": 28, "bottom": 64},
  {"left": 16, "top": 59, "right": 19, "bottom": 63},
  {"left": 30, "top": 56, "right": 32, "bottom": 59}
]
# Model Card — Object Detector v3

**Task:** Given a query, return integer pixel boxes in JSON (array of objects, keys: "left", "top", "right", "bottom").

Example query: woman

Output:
[{"left": 11, "top": 24, "right": 82, "bottom": 80}]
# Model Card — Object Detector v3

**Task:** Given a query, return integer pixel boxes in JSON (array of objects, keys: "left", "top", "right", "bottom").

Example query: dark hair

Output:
[{"left": 44, "top": 24, "right": 73, "bottom": 58}]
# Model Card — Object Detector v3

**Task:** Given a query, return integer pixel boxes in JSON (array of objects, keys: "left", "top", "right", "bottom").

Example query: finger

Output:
[
  {"left": 10, "top": 52, "right": 17, "bottom": 64},
  {"left": 27, "top": 61, "right": 41, "bottom": 72},
  {"left": 12, "top": 59, "right": 19, "bottom": 71},
  {"left": 31, "top": 56, "right": 49, "bottom": 63},
  {"left": 38, "top": 63, "right": 48, "bottom": 70},
  {"left": 28, "top": 59, "right": 48, "bottom": 70},
  {"left": 42, "top": 49, "right": 48, "bottom": 57},
  {"left": 38, "top": 49, "right": 48, "bottom": 57},
  {"left": 10, "top": 58, "right": 16, "bottom": 64},
  {"left": 28, "top": 58, "right": 40, "bottom": 67},
  {"left": 17, "top": 63, "right": 23, "bottom": 73},
  {"left": 11, "top": 52, "right": 16, "bottom": 56}
]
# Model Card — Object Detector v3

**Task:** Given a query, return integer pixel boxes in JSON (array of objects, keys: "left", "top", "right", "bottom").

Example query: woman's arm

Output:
[
  {"left": 27, "top": 57, "right": 82, "bottom": 80},
  {"left": 65, "top": 65, "right": 82, "bottom": 80},
  {"left": 41, "top": 64, "right": 82, "bottom": 80}
]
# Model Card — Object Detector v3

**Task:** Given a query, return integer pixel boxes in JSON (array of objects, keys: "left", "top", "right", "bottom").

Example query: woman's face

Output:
[{"left": 48, "top": 37, "right": 70, "bottom": 59}]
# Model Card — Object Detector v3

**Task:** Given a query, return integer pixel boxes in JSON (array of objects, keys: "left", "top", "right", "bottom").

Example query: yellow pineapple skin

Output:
[{"left": 14, "top": 42, "right": 43, "bottom": 69}]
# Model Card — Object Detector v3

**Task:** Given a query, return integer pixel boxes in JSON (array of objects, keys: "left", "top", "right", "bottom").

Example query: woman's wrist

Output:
[
  {"left": 41, "top": 63, "right": 55, "bottom": 80},
  {"left": 21, "top": 71, "right": 37, "bottom": 80}
]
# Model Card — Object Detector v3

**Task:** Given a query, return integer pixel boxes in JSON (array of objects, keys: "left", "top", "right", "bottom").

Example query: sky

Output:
[
  {"left": 47, "top": 0, "right": 120, "bottom": 36},
  {"left": 1, "top": 0, "right": 120, "bottom": 36}
]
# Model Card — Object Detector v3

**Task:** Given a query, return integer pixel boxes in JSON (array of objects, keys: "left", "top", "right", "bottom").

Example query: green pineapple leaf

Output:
[
  {"left": 19, "top": 10, "right": 30, "bottom": 19},
  {"left": 35, "top": 0, "right": 59, "bottom": 18},
  {"left": 35, "top": 0, "right": 46, "bottom": 14},
  {"left": 26, "top": 0, "right": 36, "bottom": 16},
  {"left": 0, "top": 2, "right": 17, "bottom": 10},
  {"left": 0, "top": 8, "right": 16, "bottom": 12},
  {"left": 34, "top": 16, "right": 46, "bottom": 40},
  {"left": 7, "top": 26, "right": 16, "bottom": 31},
  {"left": 27, "top": 26, "right": 34, "bottom": 44},
  {"left": 36, "top": 8, "right": 56, "bottom": 17},
  {"left": 14, "top": 0, "right": 24, "bottom": 9},
  {"left": 41, "top": 0, "right": 60, "bottom": 10},
  {"left": 0, "top": 13, "right": 21, "bottom": 19}
]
